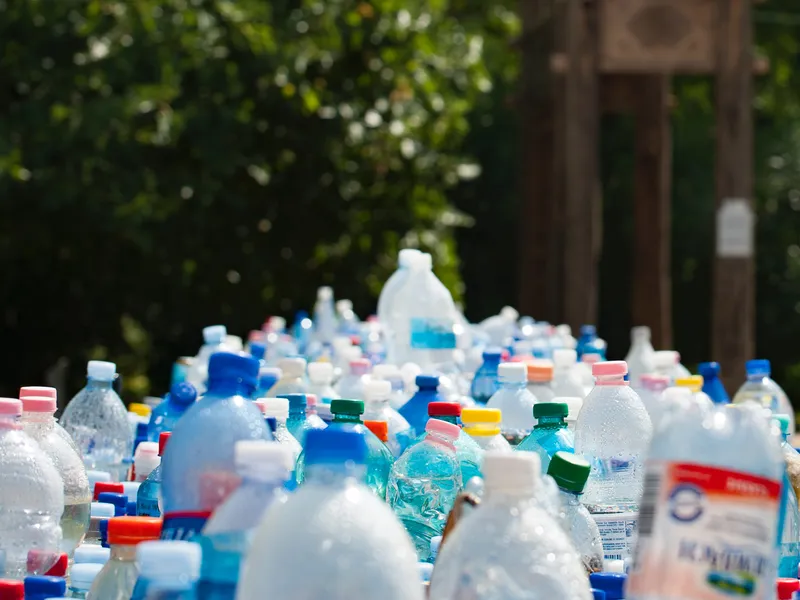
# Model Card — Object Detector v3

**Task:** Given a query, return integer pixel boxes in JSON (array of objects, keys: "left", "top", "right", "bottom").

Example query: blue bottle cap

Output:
[
  {"left": 589, "top": 573, "right": 626, "bottom": 600},
  {"left": 304, "top": 428, "right": 367, "bottom": 466},
  {"left": 482, "top": 348, "right": 502, "bottom": 361},
  {"left": 698, "top": 361, "right": 720, "bottom": 378},
  {"left": 746, "top": 358, "right": 771, "bottom": 376},
  {"left": 98, "top": 519, "right": 110, "bottom": 547},
  {"left": 126, "top": 500, "right": 138, "bottom": 516},
  {"left": 23, "top": 575, "right": 66, "bottom": 598},
  {"left": 580, "top": 324, "right": 596, "bottom": 336},
  {"left": 415, "top": 374, "right": 439, "bottom": 389},
  {"left": 169, "top": 381, "right": 197, "bottom": 406},
  {"left": 249, "top": 341, "right": 266, "bottom": 361},
  {"left": 591, "top": 589, "right": 606, "bottom": 600},
  {"left": 266, "top": 416, "right": 278, "bottom": 433},
  {"left": 279, "top": 393, "right": 307, "bottom": 410},
  {"left": 97, "top": 492, "right": 128, "bottom": 516},
  {"left": 207, "top": 352, "right": 259, "bottom": 390}
]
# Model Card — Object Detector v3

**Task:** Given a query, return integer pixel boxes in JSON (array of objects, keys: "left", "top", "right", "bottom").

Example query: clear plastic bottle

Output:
[
  {"left": 282, "top": 393, "right": 326, "bottom": 447},
  {"left": 575, "top": 361, "right": 652, "bottom": 514},
  {"left": 775, "top": 414, "right": 800, "bottom": 578},
  {"left": 19, "top": 386, "right": 80, "bottom": 453},
  {"left": 335, "top": 358, "right": 371, "bottom": 400},
  {"left": 652, "top": 350, "right": 690, "bottom": 382},
  {"left": 69, "top": 562, "right": 103, "bottom": 598},
  {"left": 733, "top": 358, "right": 795, "bottom": 431},
  {"left": 87, "top": 517, "right": 162, "bottom": 600},
  {"left": 387, "top": 419, "right": 462, "bottom": 559},
  {"left": 547, "top": 451, "right": 604, "bottom": 574},
  {"left": 624, "top": 326, "right": 656, "bottom": 389},
  {"left": 636, "top": 374, "right": 670, "bottom": 427},
  {"left": 130, "top": 540, "right": 200, "bottom": 600},
  {"left": 268, "top": 357, "right": 308, "bottom": 397},
  {"left": 470, "top": 348, "right": 502, "bottom": 405},
  {"left": 377, "top": 248, "right": 422, "bottom": 329},
  {"left": 185, "top": 325, "right": 230, "bottom": 394},
  {"left": 517, "top": 402, "right": 574, "bottom": 472},
  {"left": 698, "top": 361, "right": 731, "bottom": 404},
  {"left": 238, "top": 428, "right": 423, "bottom": 600},
  {"left": 160, "top": 353, "right": 271, "bottom": 540},
  {"left": 0, "top": 398, "right": 64, "bottom": 578},
  {"left": 257, "top": 398, "right": 302, "bottom": 463},
  {"left": 575, "top": 352, "right": 602, "bottom": 396},
  {"left": 199, "top": 441, "right": 291, "bottom": 598},
  {"left": 372, "top": 364, "right": 409, "bottom": 410},
  {"left": 147, "top": 382, "right": 197, "bottom": 442},
  {"left": 20, "top": 394, "right": 91, "bottom": 555},
  {"left": 60, "top": 361, "right": 133, "bottom": 482},
  {"left": 399, "top": 374, "right": 447, "bottom": 437},
  {"left": 133, "top": 442, "right": 160, "bottom": 483},
  {"left": 526, "top": 360, "right": 556, "bottom": 403},
  {"left": 461, "top": 408, "right": 512, "bottom": 453},
  {"left": 363, "top": 379, "right": 414, "bottom": 457},
  {"left": 429, "top": 451, "right": 593, "bottom": 600},
  {"left": 627, "top": 403, "right": 784, "bottom": 600},
  {"left": 313, "top": 286, "right": 339, "bottom": 345},
  {"left": 485, "top": 362, "right": 538, "bottom": 445},
  {"left": 552, "top": 349, "right": 586, "bottom": 399},
  {"left": 307, "top": 361, "right": 339, "bottom": 401},
  {"left": 674, "top": 375, "right": 715, "bottom": 411},
  {"left": 137, "top": 433, "right": 168, "bottom": 518}
]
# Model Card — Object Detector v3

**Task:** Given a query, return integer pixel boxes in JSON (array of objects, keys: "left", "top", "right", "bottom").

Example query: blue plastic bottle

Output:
[
  {"left": 577, "top": 325, "right": 606, "bottom": 359},
  {"left": 23, "top": 575, "right": 66, "bottom": 600},
  {"left": 137, "top": 432, "right": 169, "bottom": 518},
  {"left": 255, "top": 366, "right": 281, "bottom": 399},
  {"left": 147, "top": 382, "right": 197, "bottom": 442},
  {"left": 516, "top": 402, "right": 575, "bottom": 472},
  {"left": 281, "top": 393, "right": 326, "bottom": 447},
  {"left": 470, "top": 348, "right": 502, "bottom": 405},
  {"left": 398, "top": 375, "right": 446, "bottom": 436},
  {"left": 130, "top": 540, "right": 201, "bottom": 600},
  {"left": 160, "top": 352, "right": 271, "bottom": 540},
  {"left": 733, "top": 359, "right": 794, "bottom": 429},
  {"left": 697, "top": 361, "right": 730, "bottom": 404}
]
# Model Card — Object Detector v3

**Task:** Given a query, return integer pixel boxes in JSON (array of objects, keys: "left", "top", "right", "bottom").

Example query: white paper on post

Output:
[{"left": 716, "top": 198, "right": 754, "bottom": 258}]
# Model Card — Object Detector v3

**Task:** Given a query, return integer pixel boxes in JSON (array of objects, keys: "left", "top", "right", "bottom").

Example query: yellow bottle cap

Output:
[
  {"left": 461, "top": 408, "right": 502, "bottom": 425},
  {"left": 675, "top": 375, "right": 703, "bottom": 393},
  {"left": 128, "top": 402, "right": 151, "bottom": 417},
  {"left": 463, "top": 424, "right": 501, "bottom": 437}
]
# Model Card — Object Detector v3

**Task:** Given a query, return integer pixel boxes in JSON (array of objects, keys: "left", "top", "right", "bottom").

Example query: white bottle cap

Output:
[
  {"left": 372, "top": 364, "right": 401, "bottom": 380},
  {"left": 498, "top": 362, "right": 527, "bottom": 382},
  {"left": 235, "top": 440, "right": 294, "bottom": 475},
  {"left": 308, "top": 362, "right": 334, "bottom": 383},
  {"left": 417, "top": 253, "right": 433, "bottom": 269},
  {"left": 483, "top": 451, "right": 540, "bottom": 496},
  {"left": 632, "top": 326, "right": 651, "bottom": 340},
  {"left": 317, "top": 286, "right": 333, "bottom": 301},
  {"left": 136, "top": 540, "right": 202, "bottom": 584},
  {"left": 87, "top": 360, "right": 116, "bottom": 381},
  {"left": 500, "top": 306, "right": 519, "bottom": 321},
  {"left": 555, "top": 324, "right": 572, "bottom": 337},
  {"left": 398, "top": 248, "right": 421, "bottom": 268},
  {"left": 555, "top": 396, "right": 583, "bottom": 421},
  {"left": 134, "top": 442, "right": 161, "bottom": 479},
  {"left": 203, "top": 325, "right": 227, "bottom": 344},
  {"left": 70, "top": 562, "right": 104, "bottom": 588},
  {"left": 73, "top": 545, "right": 110, "bottom": 565},
  {"left": 364, "top": 379, "right": 391, "bottom": 402},
  {"left": 653, "top": 350, "right": 678, "bottom": 370},
  {"left": 91, "top": 501, "right": 115, "bottom": 518},
  {"left": 225, "top": 335, "right": 243, "bottom": 352},
  {"left": 336, "top": 299, "right": 353, "bottom": 312},
  {"left": 277, "top": 357, "right": 307, "bottom": 378},
  {"left": 260, "top": 397, "right": 289, "bottom": 421},
  {"left": 121, "top": 481, "right": 141, "bottom": 501},
  {"left": 553, "top": 349, "right": 578, "bottom": 367}
]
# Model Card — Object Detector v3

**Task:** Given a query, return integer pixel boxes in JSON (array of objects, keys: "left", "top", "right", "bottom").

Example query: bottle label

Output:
[
  {"left": 627, "top": 460, "right": 781, "bottom": 599},
  {"left": 136, "top": 497, "right": 161, "bottom": 518},
  {"left": 591, "top": 511, "right": 638, "bottom": 562},
  {"left": 409, "top": 318, "right": 456, "bottom": 350},
  {"left": 161, "top": 511, "right": 211, "bottom": 541}
]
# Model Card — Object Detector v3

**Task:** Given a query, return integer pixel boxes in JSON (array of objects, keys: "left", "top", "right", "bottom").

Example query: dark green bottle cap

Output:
[
  {"left": 547, "top": 451, "right": 590, "bottom": 493},
  {"left": 330, "top": 398, "right": 365, "bottom": 416},
  {"left": 533, "top": 402, "right": 568, "bottom": 419}
]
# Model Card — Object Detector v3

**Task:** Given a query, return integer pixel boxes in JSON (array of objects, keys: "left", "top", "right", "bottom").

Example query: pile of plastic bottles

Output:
[{"left": 1, "top": 247, "right": 800, "bottom": 600}]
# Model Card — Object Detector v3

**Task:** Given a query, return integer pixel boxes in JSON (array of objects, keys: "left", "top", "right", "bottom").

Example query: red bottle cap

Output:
[
  {"left": 777, "top": 578, "right": 800, "bottom": 599},
  {"left": 427, "top": 402, "right": 461, "bottom": 417},
  {"left": 107, "top": 516, "right": 162, "bottom": 545},
  {"left": 158, "top": 432, "right": 171, "bottom": 457},
  {"left": 0, "top": 579, "right": 24, "bottom": 599},
  {"left": 93, "top": 481, "right": 124, "bottom": 501}
]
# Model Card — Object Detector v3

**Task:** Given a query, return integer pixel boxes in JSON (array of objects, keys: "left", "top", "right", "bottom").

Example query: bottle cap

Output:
[
  {"left": 483, "top": 451, "right": 540, "bottom": 496},
  {"left": 308, "top": 361, "right": 334, "bottom": 382},
  {"left": 675, "top": 375, "right": 704, "bottom": 393},
  {"left": 589, "top": 573, "right": 627, "bottom": 600},
  {"left": 591, "top": 590, "right": 606, "bottom": 600},
  {"left": 169, "top": 382, "right": 197, "bottom": 406},
  {"left": 698, "top": 361, "right": 720, "bottom": 378},
  {"left": 19, "top": 386, "right": 56, "bottom": 400},
  {"left": 0, "top": 579, "right": 23, "bottom": 599},
  {"left": 364, "top": 420, "right": 389, "bottom": 442},
  {"left": 26, "top": 551, "right": 67, "bottom": 577},
  {"left": 330, "top": 399, "right": 364, "bottom": 416},
  {"left": 73, "top": 545, "right": 110, "bottom": 565},
  {"left": 631, "top": 326, "right": 651, "bottom": 340},
  {"left": 425, "top": 418, "right": 460, "bottom": 442},
  {"left": 136, "top": 540, "right": 201, "bottom": 584},
  {"left": 317, "top": 286, "right": 333, "bottom": 300},
  {"left": 98, "top": 493, "right": 128, "bottom": 516},
  {"left": 364, "top": 379, "right": 391, "bottom": 402},
  {"left": 248, "top": 341, "right": 266, "bottom": 361},
  {"left": 304, "top": 428, "right": 367, "bottom": 466},
  {"left": 280, "top": 393, "right": 307, "bottom": 411},
  {"left": 258, "top": 397, "right": 289, "bottom": 420},
  {"left": 653, "top": 351, "right": 678, "bottom": 370},
  {"left": 774, "top": 414, "right": 792, "bottom": 435},
  {"left": 87, "top": 360, "right": 117, "bottom": 381},
  {"left": 533, "top": 402, "right": 568, "bottom": 419},
  {"left": 158, "top": 432, "right": 171, "bottom": 457},
  {"left": 235, "top": 440, "right": 294, "bottom": 474},
  {"left": 208, "top": 352, "right": 259, "bottom": 390},
  {"left": 349, "top": 358, "right": 371, "bottom": 375},
  {"left": 258, "top": 366, "right": 282, "bottom": 384},
  {"left": 127, "top": 500, "right": 138, "bottom": 516},
  {"left": 107, "top": 517, "right": 162, "bottom": 545},
  {"left": 93, "top": 482, "right": 124, "bottom": 501},
  {"left": 22, "top": 576, "right": 65, "bottom": 598},
  {"left": 592, "top": 361, "right": 627, "bottom": 377},
  {"left": 777, "top": 578, "right": 800, "bottom": 599},
  {"left": 461, "top": 408, "right": 501, "bottom": 425},
  {"left": 90, "top": 501, "right": 115, "bottom": 518},
  {"left": 135, "top": 441, "right": 159, "bottom": 459},
  {"left": 498, "top": 362, "right": 527, "bottom": 382},
  {"left": 121, "top": 481, "right": 140, "bottom": 500},
  {"left": 580, "top": 325, "right": 596, "bottom": 336},
  {"left": 372, "top": 364, "right": 401, "bottom": 380},
  {"left": 19, "top": 395, "right": 56, "bottom": 413},
  {"left": 202, "top": 325, "right": 227, "bottom": 344},
  {"left": 526, "top": 360, "right": 554, "bottom": 382},
  {"left": 481, "top": 348, "right": 502, "bottom": 362},
  {"left": 128, "top": 403, "right": 151, "bottom": 417},
  {"left": 640, "top": 374, "right": 670, "bottom": 390},
  {"left": 547, "top": 451, "right": 591, "bottom": 493},
  {"left": 746, "top": 359, "right": 771, "bottom": 376},
  {"left": 415, "top": 374, "right": 439, "bottom": 389},
  {"left": 428, "top": 402, "right": 461, "bottom": 418},
  {"left": 398, "top": 248, "right": 421, "bottom": 267},
  {"left": 0, "top": 398, "right": 22, "bottom": 417},
  {"left": 553, "top": 349, "right": 577, "bottom": 367},
  {"left": 277, "top": 357, "right": 307, "bottom": 378},
  {"left": 68, "top": 563, "right": 103, "bottom": 588}
]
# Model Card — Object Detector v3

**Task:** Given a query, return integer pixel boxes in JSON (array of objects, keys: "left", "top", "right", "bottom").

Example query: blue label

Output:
[
  {"left": 410, "top": 318, "right": 456, "bottom": 350},
  {"left": 161, "top": 512, "right": 210, "bottom": 541},
  {"left": 137, "top": 497, "right": 161, "bottom": 518}
]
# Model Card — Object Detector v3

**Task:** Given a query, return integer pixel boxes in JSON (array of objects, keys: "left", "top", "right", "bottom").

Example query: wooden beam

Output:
[
  {"left": 713, "top": 0, "right": 755, "bottom": 391},
  {"left": 633, "top": 75, "right": 673, "bottom": 349}
]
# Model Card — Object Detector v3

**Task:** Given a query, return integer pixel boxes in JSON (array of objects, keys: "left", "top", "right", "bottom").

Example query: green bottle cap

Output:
[
  {"left": 330, "top": 399, "right": 365, "bottom": 416},
  {"left": 533, "top": 402, "right": 568, "bottom": 419},
  {"left": 547, "top": 451, "right": 590, "bottom": 493}
]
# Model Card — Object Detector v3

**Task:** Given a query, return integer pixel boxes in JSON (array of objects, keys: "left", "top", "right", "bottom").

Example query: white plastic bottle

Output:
[
  {"left": 377, "top": 248, "right": 423, "bottom": 329},
  {"left": 625, "top": 326, "right": 656, "bottom": 389},
  {"left": 485, "top": 363, "right": 538, "bottom": 445},
  {"left": 268, "top": 357, "right": 309, "bottom": 396},
  {"left": 551, "top": 349, "right": 586, "bottom": 399},
  {"left": 429, "top": 451, "right": 592, "bottom": 599},
  {"left": 652, "top": 350, "right": 690, "bottom": 383},
  {"left": 336, "top": 358, "right": 371, "bottom": 400},
  {"left": 307, "top": 361, "right": 339, "bottom": 401},
  {"left": 627, "top": 403, "right": 784, "bottom": 600},
  {"left": 185, "top": 325, "right": 230, "bottom": 393}
]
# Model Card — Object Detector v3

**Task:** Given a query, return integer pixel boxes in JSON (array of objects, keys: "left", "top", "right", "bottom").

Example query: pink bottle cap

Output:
[
  {"left": 425, "top": 418, "right": 461, "bottom": 441},
  {"left": 20, "top": 395, "right": 56, "bottom": 413},
  {"left": 349, "top": 359, "right": 371, "bottom": 374},
  {"left": 19, "top": 386, "right": 57, "bottom": 400},
  {"left": 0, "top": 398, "right": 22, "bottom": 416},
  {"left": 640, "top": 374, "right": 670, "bottom": 389},
  {"left": 592, "top": 360, "right": 628, "bottom": 377}
]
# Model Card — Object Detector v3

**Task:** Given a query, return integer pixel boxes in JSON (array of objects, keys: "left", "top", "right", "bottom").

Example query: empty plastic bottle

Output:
[
  {"left": 238, "top": 428, "right": 423, "bottom": 600},
  {"left": 255, "top": 366, "right": 281, "bottom": 399},
  {"left": 461, "top": 408, "right": 512, "bottom": 453},
  {"left": 147, "top": 382, "right": 197, "bottom": 442},
  {"left": 575, "top": 361, "right": 652, "bottom": 514},
  {"left": 470, "top": 348, "right": 502, "bottom": 405},
  {"left": 547, "top": 451, "right": 604, "bottom": 574},
  {"left": 429, "top": 451, "right": 593, "bottom": 600},
  {"left": 624, "top": 326, "right": 656, "bottom": 389},
  {"left": 307, "top": 361, "right": 339, "bottom": 401},
  {"left": 336, "top": 358, "right": 371, "bottom": 400},
  {"left": 133, "top": 441, "right": 160, "bottom": 483},
  {"left": 0, "top": 398, "right": 64, "bottom": 578},
  {"left": 363, "top": 379, "right": 413, "bottom": 457},
  {"left": 130, "top": 540, "right": 201, "bottom": 600},
  {"left": 185, "top": 325, "right": 230, "bottom": 394},
  {"left": 268, "top": 357, "right": 308, "bottom": 397},
  {"left": 377, "top": 248, "right": 423, "bottom": 328},
  {"left": 552, "top": 349, "right": 586, "bottom": 398},
  {"left": 69, "top": 563, "right": 103, "bottom": 598},
  {"left": 61, "top": 361, "right": 132, "bottom": 482},
  {"left": 485, "top": 362, "right": 538, "bottom": 445},
  {"left": 517, "top": 401, "right": 574, "bottom": 472},
  {"left": 313, "top": 286, "right": 339, "bottom": 345},
  {"left": 526, "top": 360, "right": 556, "bottom": 403},
  {"left": 399, "top": 374, "right": 447, "bottom": 437},
  {"left": 23, "top": 575, "right": 65, "bottom": 600},
  {"left": 282, "top": 393, "right": 326, "bottom": 447},
  {"left": 20, "top": 393, "right": 91, "bottom": 555},
  {"left": 87, "top": 517, "right": 162, "bottom": 600},
  {"left": 387, "top": 419, "right": 462, "bottom": 559},
  {"left": 372, "top": 364, "right": 408, "bottom": 410},
  {"left": 577, "top": 325, "right": 606, "bottom": 359},
  {"left": 161, "top": 353, "right": 271, "bottom": 540},
  {"left": 137, "top": 433, "right": 169, "bottom": 518},
  {"left": 19, "top": 386, "right": 79, "bottom": 453},
  {"left": 636, "top": 374, "right": 670, "bottom": 427},
  {"left": 257, "top": 398, "right": 302, "bottom": 464},
  {"left": 674, "top": 375, "right": 715, "bottom": 411},
  {"left": 733, "top": 358, "right": 795, "bottom": 431},
  {"left": 652, "top": 350, "right": 690, "bottom": 382},
  {"left": 627, "top": 403, "right": 783, "bottom": 599},
  {"left": 698, "top": 361, "right": 730, "bottom": 404},
  {"left": 775, "top": 414, "right": 800, "bottom": 578}
]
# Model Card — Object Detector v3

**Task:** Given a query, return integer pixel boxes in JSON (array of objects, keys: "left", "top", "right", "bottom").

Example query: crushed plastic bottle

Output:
[
  {"left": 470, "top": 348, "right": 502, "bottom": 405},
  {"left": 363, "top": 378, "right": 413, "bottom": 457},
  {"left": 733, "top": 358, "right": 795, "bottom": 431},
  {"left": 698, "top": 361, "right": 730, "bottom": 404},
  {"left": 517, "top": 401, "right": 574, "bottom": 472},
  {"left": 147, "top": 382, "right": 197, "bottom": 442},
  {"left": 184, "top": 325, "right": 230, "bottom": 394},
  {"left": 485, "top": 362, "right": 538, "bottom": 445},
  {"left": 130, "top": 540, "right": 201, "bottom": 600},
  {"left": 624, "top": 326, "right": 656, "bottom": 389},
  {"left": 461, "top": 408, "right": 512, "bottom": 453}
]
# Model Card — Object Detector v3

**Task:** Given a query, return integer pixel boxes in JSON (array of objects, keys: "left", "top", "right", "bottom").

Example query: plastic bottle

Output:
[
  {"left": 575, "top": 361, "right": 652, "bottom": 515},
  {"left": 238, "top": 428, "right": 423, "bottom": 600},
  {"left": 552, "top": 349, "right": 586, "bottom": 398},
  {"left": 20, "top": 394, "right": 91, "bottom": 555},
  {"left": 372, "top": 364, "right": 409, "bottom": 410},
  {"left": 68, "top": 563, "right": 103, "bottom": 598},
  {"left": 257, "top": 398, "right": 302, "bottom": 464},
  {"left": 60, "top": 361, "right": 132, "bottom": 482},
  {"left": 477, "top": 306, "right": 519, "bottom": 348},
  {"left": 517, "top": 401, "right": 575, "bottom": 472},
  {"left": 307, "top": 361, "right": 339, "bottom": 401},
  {"left": 399, "top": 374, "right": 446, "bottom": 437},
  {"left": 624, "top": 326, "right": 656, "bottom": 389},
  {"left": 254, "top": 366, "right": 281, "bottom": 399},
  {"left": 73, "top": 544, "right": 110, "bottom": 565},
  {"left": 485, "top": 362, "right": 538, "bottom": 445},
  {"left": 137, "top": 432, "right": 169, "bottom": 518},
  {"left": 133, "top": 441, "right": 160, "bottom": 483},
  {"left": 775, "top": 414, "right": 800, "bottom": 578},
  {"left": 185, "top": 325, "right": 230, "bottom": 394},
  {"left": 87, "top": 517, "right": 162, "bottom": 600},
  {"left": 636, "top": 374, "right": 670, "bottom": 427},
  {"left": 0, "top": 398, "right": 64, "bottom": 578},
  {"left": 698, "top": 361, "right": 730, "bottom": 404},
  {"left": 147, "top": 382, "right": 197, "bottom": 442},
  {"left": 377, "top": 248, "right": 423, "bottom": 329},
  {"left": 160, "top": 353, "right": 271, "bottom": 540},
  {"left": 674, "top": 375, "right": 715, "bottom": 411},
  {"left": 313, "top": 286, "right": 339, "bottom": 345},
  {"left": 577, "top": 325, "right": 606, "bottom": 359},
  {"left": 627, "top": 403, "right": 784, "bottom": 599},
  {"left": 19, "top": 386, "right": 79, "bottom": 453},
  {"left": 23, "top": 576, "right": 65, "bottom": 600},
  {"left": 563, "top": 396, "right": 584, "bottom": 431},
  {"left": 547, "top": 451, "right": 604, "bottom": 574},
  {"left": 429, "top": 451, "right": 593, "bottom": 599},
  {"left": 334, "top": 358, "right": 368, "bottom": 400},
  {"left": 589, "top": 573, "right": 626, "bottom": 600},
  {"left": 526, "top": 360, "right": 556, "bottom": 403},
  {"left": 282, "top": 393, "right": 326, "bottom": 447},
  {"left": 470, "top": 348, "right": 502, "bottom": 405},
  {"left": 130, "top": 540, "right": 201, "bottom": 600},
  {"left": 733, "top": 358, "right": 795, "bottom": 431},
  {"left": 363, "top": 379, "right": 413, "bottom": 457},
  {"left": 461, "top": 408, "right": 512, "bottom": 453},
  {"left": 268, "top": 357, "right": 308, "bottom": 397},
  {"left": 652, "top": 350, "right": 690, "bottom": 382},
  {"left": 575, "top": 352, "right": 603, "bottom": 395},
  {"left": 387, "top": 419, "right": 462, "bottom": 559}
]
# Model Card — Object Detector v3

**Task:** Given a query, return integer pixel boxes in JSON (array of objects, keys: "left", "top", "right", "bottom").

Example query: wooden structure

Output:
[{"left": 519, "top": 0, "right": 757, "bottom": 388}]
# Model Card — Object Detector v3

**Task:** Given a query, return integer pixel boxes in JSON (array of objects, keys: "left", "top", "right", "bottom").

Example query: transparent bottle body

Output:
[
  {"left": 87, "top": 544, "right": 139, "bottom": 600},
  {"left": 137, "top": 464, "right": 162, "bottom": 517},
  {"left": 557, "top": 489, "right": 604, "bottom": 574},
  {"left": 517, "top": 420, "right": 574, "bottom": 473},
  {"left": 471, "top": 361, "right": 500, "bottom": 405},
  {"left": 364, "top": 400, "right": 414, "bottom": 457},
  {"left": 485, "top": 382, "right": 538, "bottom": 445}
]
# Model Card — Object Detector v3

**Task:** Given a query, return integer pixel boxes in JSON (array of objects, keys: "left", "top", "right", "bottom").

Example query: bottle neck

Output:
[
  {"left": 288, "top": 406, "right": 307, "bottom": 421},
  {"left": 332, "top": 413, "right": 362, "bottom": 424},
  {"left": 747, "top": 373, "right": 768, "bottom": 383},
  {"left": 240, "top": 469, "right": 290, "bottom": 486},
  {"left": 595, "top": 375, "right": 628, "bottom": 387},
  {"left": 534, "top": 415, "right": 566, "bottom": 429},
  {"left": 87, "top": 378, "right": 114, "bottom": 391},
  {"left": 21, "top": 412, "right": 55, "bottom": 436},
  {"left": 430, "top": 415, "right": 459, "bottom": 426},
  {"left": 305, "top": 463, "right": 366, "bottom": 485},
  {"left": 557, "top": 487, "right": 582, "bottom": 505},
  {"left": 206, "top": 378, "right": 255, "bottom": 398},
  {"left": 110, "top": 543, "right": 138, "bottom": 561},
  {"left": 500, "top": 380, "right": 526, "bottom": 390}
]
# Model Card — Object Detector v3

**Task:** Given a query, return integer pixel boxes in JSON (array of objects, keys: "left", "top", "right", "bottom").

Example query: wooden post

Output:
[
  {"left": 562, "top": 0, "right": 601, "bottom": 331},
  {"left": 633, "top": 75, "right": 673, "bottom": 349},
  {"left": 713, "top": 0, "right": 754, "bottom": 390}
]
